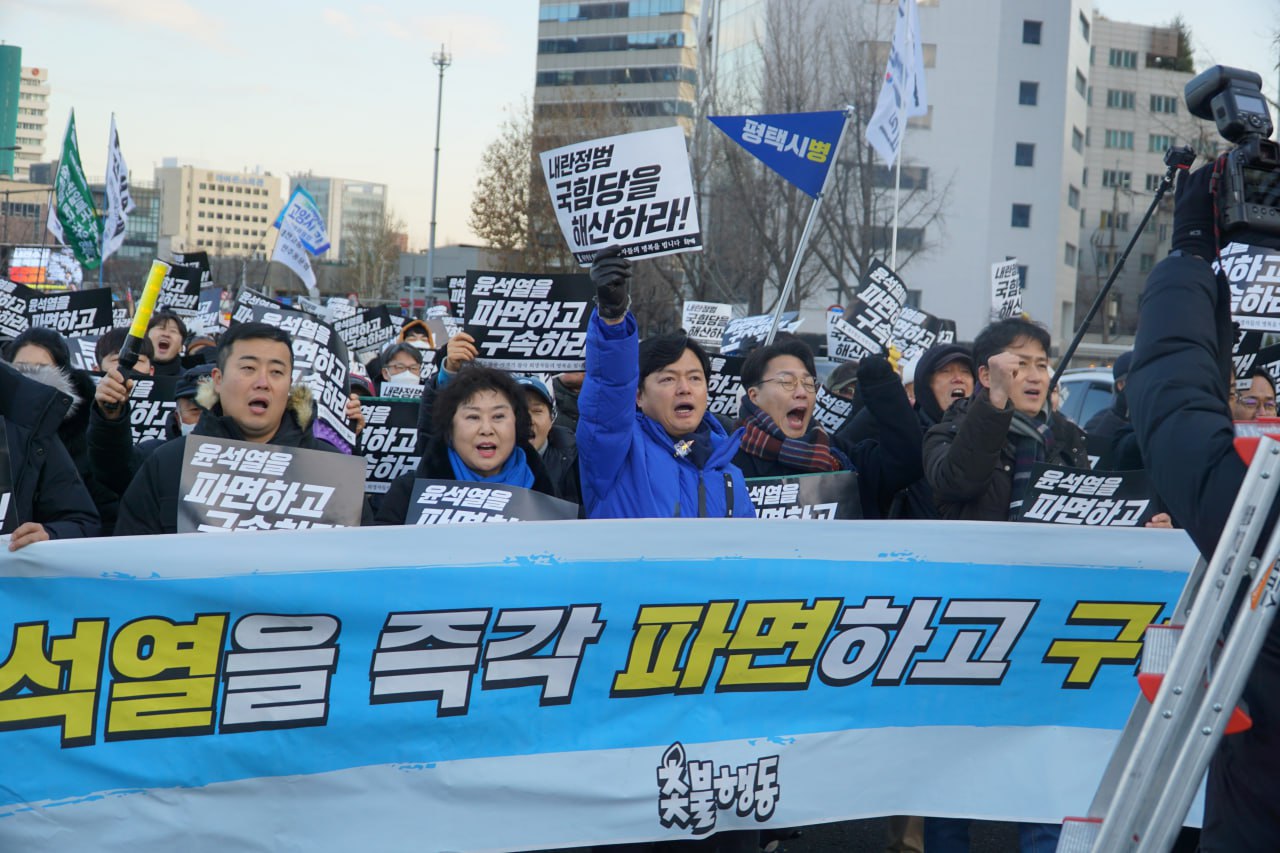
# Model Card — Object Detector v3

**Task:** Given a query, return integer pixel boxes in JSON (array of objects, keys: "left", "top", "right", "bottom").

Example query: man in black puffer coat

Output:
[
  {"left": 1126, "top": 160, "right": 1280, "bottom": 852},
  {"left": 0, "top": 360, "right": 100, "bottom": 548}
]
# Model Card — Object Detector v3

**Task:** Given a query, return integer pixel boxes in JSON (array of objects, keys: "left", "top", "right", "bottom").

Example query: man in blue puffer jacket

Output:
[{"left": 577, "top": 247, "right": 755, "bottom": 520}]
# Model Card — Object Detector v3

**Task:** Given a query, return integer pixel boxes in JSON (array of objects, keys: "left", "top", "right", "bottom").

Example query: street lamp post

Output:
[{"left": 424, "top": 44, "right": 452, "bottom": 318}]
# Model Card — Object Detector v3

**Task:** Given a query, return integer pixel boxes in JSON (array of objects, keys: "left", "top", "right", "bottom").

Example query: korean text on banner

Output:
[
  {"left": 463, "top": 270, "right": 594, "bottom": 372},
  {"left": 682, "top": 301, "right": 733, "bottom": 351},
  {"left": 0, "top": 521, "right": 1199, "bottom": 851},
  {"left": 746, "top": 472, "right": 861, "bottom": 520},
  {"left": 1217, "top": 242, "right": 1280, "bottom": 332},
  {"left": 46, "top": 111, "right": 104, "bottom": 270},
  {"left": 721, "top": 312, "right": 802, "bottom": 355},
  {"left": 1018, "top": 464, "right": 1156, "bottom": 528},
  {"left": 407, "top": 480, "right": 579, "bottom": 525},
  {"left": 540, "top": 126, "right": 703, "bottom": 264},
  {"left": 101, "top": 115, "right": 136, "bottom": 263},
  {"left": 707, "top": 111, "right": 845, "bottom": 198},
  {"left": 866, "top": 0, "right": 929, "bottom": 167},
  {"left": 991, "top": 258, "right": 1023, "bottom": 321},
  {"left": 357, "top": 399, "right": 421, "bottom": 495}
]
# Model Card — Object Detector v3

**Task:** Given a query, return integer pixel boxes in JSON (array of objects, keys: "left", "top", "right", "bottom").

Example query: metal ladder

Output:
[{"left": 1056, "top": 435, "right": 1280, "bottom": 852}]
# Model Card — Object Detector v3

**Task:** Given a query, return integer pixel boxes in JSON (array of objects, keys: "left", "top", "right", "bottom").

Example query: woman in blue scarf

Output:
[{"left": 374, "top": 365, "right": 559, "bottom": 524}]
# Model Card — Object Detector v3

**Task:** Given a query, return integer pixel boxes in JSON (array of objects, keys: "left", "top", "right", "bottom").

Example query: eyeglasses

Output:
[
  {"left": 756, "top": 374, "right": 817, "bottom": 394},
  {"left": 385, "top": 362, "right": 421, "bottom": 376},
  {"left": 1238, "top": 396, "right": 1278, "bottom": 412}
]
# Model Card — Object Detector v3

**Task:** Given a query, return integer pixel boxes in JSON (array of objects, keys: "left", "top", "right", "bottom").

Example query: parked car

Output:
[{"left": 1056, "top": 368, "right": 1115, "bottom": 426}]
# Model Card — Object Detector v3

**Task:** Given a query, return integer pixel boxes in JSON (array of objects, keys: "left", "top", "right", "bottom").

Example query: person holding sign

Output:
[
  {"left": 115, "top": 322, "right": 362, "bottom": 535},
  {"left": 374, "top": 366, "right": 559, "bottom": 524},
  {"left": 146, "top": 308, "right": 188, "bottom": 377},
  {"left": 577, "top": 247, "right": 754, "bottom": 520},
  {"left": 734, "top": 338, "right": 921, "bottom": 519}
]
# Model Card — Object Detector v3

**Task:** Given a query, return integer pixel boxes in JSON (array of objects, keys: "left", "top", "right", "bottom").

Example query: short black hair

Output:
[
  {"left": 432, "top": 365, "right": 533, "bottom": 445},
  {"left": 217, "top": 322, "right": 294, "bottom": 372},
  {"left": 149, "top": 308, "right": 189, "bottom": 342},
  {"left": 740, "top": 336, "right": 816, "bottom": 389},
  {"left": 96, "top": 327, "right": 155, "bottom": 364},
  {"left": 5, "top": 326, "right": 70, "bottom": 369},
  {"left": 639, "top": 332, "right": 711, "bottom": 386},
  {"left": 1243, "top": 366, "right": 1276, "bottom": 394},
  {"left": 973, "top": 318, "right": 1051, "bottom": 372},
  {"left": 381, "top": 342, "right": 424, "bottom": 366}
]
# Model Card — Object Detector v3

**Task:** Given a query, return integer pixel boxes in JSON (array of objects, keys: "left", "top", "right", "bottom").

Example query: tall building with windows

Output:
[
  {"left": 156, "top": 162, "right": 283, "bottom": 258},
  {"left": 1076, "top": 17, "right": 1205, "bottom": 342},
  {"left": 289, "top": 174, "right": 388, "bottom": 263},
  {"left": 534, "top": 1, "right": 701, "bottom": 138},
  {"left": 0, "top": 60, "right": 51, "bottom": 181}
]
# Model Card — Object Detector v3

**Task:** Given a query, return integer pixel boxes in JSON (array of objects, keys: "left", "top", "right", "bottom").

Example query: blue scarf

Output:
[{"left": 447, "top": 445, "right": 536, "bottom": 489}]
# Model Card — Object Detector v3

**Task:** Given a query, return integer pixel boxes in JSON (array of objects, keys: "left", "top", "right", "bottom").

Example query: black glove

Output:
[
  {"left": 590, "top": 245, "right": 632, "bottom": 321},
  {"left": 856, "top": 355, "right": 897, "bottom": 386},
  {"left": 1170, "top": 162, "right": 1216, "bottom": 261}
]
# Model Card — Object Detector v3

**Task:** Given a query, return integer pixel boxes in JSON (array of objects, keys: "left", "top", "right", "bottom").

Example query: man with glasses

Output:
[
  {"left": 733, "top": 337, "right": 921, "bottom": 518},
  {"left": 1229, "top": 367, "right": 1277, "bottom": 422},
  {"left": 379, "top": 343, "right": 424, "bottom": 390}
]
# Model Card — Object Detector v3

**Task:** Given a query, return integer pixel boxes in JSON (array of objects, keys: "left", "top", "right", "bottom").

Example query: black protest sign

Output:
[
  {"left": 357, "top": 399, "right": 421, "bottom": 495},
  {"left": 69, "top": 336, "right": 100, "bottom": 372},
  {"left": 892, "top": 305, "right": 956, "bottom": 364},
  {"left": 172, "top": 250, "right": 213, "bottom": 284},
  {"left": 1218, "top": 242, "right": 1280, "bottom": 332},
  {"left": 247, "top": 306, "right": 354, "bottom": 447},
  {"left": 707, "top": 354, "right": 745, "bottom": 419},
  {"left": 232, "top": 286, "right": 286, "bottom": 324},
  {"left": 745, "top": 471, "right": 861, "bottom": 520},
  {"left": 827, "top": 312, "right": 880, "bottom": 362},
  {"left": 0, "top": 278, "right": 35, "bottom": 338},
  {"left": 325, "top": 297, "right": 358, "bottom": 322},
  {"left": 178, "top": 436, "right": 366, "bottom": 533},
  {"left": 1232, "top": 330, "right": 1280, "bottom": 390},
  {"left": 0, "top": 417, "right": 12, "bottom": 532},
  {"left": 846, "top": 261, "right": 907, "bottom": 353},
  {"left": 189, "top": 286, "right": 225, "bottom": 335},
  {"left": 25, "top": 288, "right": 113, "bottom": 338},
  {"left": 380, "top": 382, "right": 425, "bottom": 401},
  {"left": 1017, "top": 464, "right": 1155, "bottom": 527},
  {"left": 464, "top": 270, "right": 593, "bottom": 371},
  {"left": 159, "top": 264, "right": 203, "bottom": 317},
  {"left": 448, "top": 275, "right": 466, "bottom": 319},
  {"left": 334, "top": 305, "right": 397, "bottom": 356},
  {"left": 126, "top": 375, "right": 179, "bottom": 444},
  {"left": 812, "top": 385, "right": 853, "bottom": 434},
  {"left": 112, "top": 306, "right": 130, "bottom": 328},
  {"left": 721, "top": 312, "right": 801, "bottom": 355},
  {"left": 295, "top": 295, "right": 325, "bottom": 317},
  {"left": 407, "top": 479, "right": 578, "bottom": 525}
]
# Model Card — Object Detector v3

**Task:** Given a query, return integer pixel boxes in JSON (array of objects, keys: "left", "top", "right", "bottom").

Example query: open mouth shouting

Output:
[
  {"left": 950, "top": 387, "right": 967, "bottom": 400},
  {"left": 784, "top": 405, "right": 808, "bottom": 433},
  {"left": 246, "top": 394, "right": 272, "bottom": 416},
  {"left": 474, "top": 440, "right": 499, "bottom": 460}
]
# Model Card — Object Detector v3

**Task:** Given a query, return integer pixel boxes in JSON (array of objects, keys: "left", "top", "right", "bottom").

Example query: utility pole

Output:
[{"left": 425, "top": 45, "right": 452, "bottom": 319}]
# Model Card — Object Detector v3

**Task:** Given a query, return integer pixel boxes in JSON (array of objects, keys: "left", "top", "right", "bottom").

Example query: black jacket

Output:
[
  {"left": 538, "top": 424, "right": 582, "bottom": 506},
  {"left": 739, "top": 361, "right": 922, "bottom": 519},
  {"left": 1084, "top": 392, "right": 1129, "bottom": 471},
  {"left": 923, "top": 390, "right": 1088, "bottom": 522},
  {"left": 0, "top": 361, "right": 100, "bottom": 539},
  {"left": 552, "top": 376, "right": 580, "bottom": 433},
  {"left": 1127, "top": 252, "right": 1280, "bottom": 851},
  {"left": 115, "top": 388, "right": 346, "bottom": 536},
  {"left": 374, "top": 434, "right": 558, "bottom": 525}
]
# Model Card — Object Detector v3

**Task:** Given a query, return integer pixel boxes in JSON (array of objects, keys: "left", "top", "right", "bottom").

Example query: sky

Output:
[{"left": 2, "top": 0, "right": 1277, "bottom": 254}]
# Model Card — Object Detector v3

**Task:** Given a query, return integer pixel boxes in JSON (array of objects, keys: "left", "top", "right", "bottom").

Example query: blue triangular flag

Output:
[{"left": 708, "top": 110, "right": 846, "bottom": 198}]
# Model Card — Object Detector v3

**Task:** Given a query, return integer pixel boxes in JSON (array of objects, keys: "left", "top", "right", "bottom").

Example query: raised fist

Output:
[{"left": 590, "top": 245, "right": 632, "bottom": 322}]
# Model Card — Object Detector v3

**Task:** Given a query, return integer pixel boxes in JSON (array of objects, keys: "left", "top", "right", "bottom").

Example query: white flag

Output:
[
  {"left": 271, "top": 227, "right": 318, "bottom": 297},
  {"left": 271, "top": 187, "right": 329, "bottom": 297},
  {"left": 865, "top": 0, "right": 929, "bottom": 167},
  {"left": 101, "top": 114, "right": 136, "bottom": 262}
]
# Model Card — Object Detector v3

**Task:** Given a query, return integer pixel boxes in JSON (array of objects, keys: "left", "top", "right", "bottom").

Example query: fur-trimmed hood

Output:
[
  {"left": 195, "top": 380, "right": 317, "bottom": 431},
  {"left": 11, "top": 363, "right": 83, "bottom": 419}
]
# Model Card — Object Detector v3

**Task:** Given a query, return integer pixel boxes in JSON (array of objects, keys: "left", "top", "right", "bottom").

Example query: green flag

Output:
[{"left": 47, "top": 110, "right": 103, "bottom": 270}]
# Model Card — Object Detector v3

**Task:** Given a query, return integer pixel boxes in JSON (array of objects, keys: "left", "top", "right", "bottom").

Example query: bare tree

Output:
[{"left": 341, "top": 209, "right": 406, "bottom": 303}]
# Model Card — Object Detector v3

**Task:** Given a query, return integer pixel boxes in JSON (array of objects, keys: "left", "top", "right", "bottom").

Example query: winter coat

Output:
[
  {"left": 552, "top": 375, "right": 581, "bottom": 434},
  {"left": 577, "top": 313, "right": 755, "bottom": 520},
  {"left": 539, "top": 424, "right": 582, "bottom": 507},
  {"left": 115, "top": 384, "right": 349, "bottom": 536},
  {"left": 374, "top": 434, "right": 559, "bottom": 525},
  {"left": 0, "top": 361, "right": 99, "bottom": 539},
  {"left": 1084, "top": 392, "right": 1129, "bottom": 471},
  {"left": 1127, "top": 252, "right": 1280, "bottom": 851},
  {"left": 923, "top": 390, "right": 1088, "bottom": 522}
]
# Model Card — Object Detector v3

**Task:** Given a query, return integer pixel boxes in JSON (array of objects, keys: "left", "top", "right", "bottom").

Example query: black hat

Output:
[
  {"left": 175, "top": 363, "right": 214, "bottom": 400},
  {"left": 1113, "top": 350, "right": 1133, "bottom": 382}
]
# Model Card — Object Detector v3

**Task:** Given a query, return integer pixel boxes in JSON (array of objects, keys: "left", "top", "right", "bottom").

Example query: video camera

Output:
[{"left": 1186, "top": 65, "right": 1280, "bottom": 237}]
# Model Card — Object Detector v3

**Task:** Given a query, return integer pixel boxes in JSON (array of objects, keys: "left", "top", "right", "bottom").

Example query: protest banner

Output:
[
  {"left": 326, "top": 297, "right": 357, "bottom": 322},
  {"left": 172, "top": 250, "right": 213, "bottom": 285},
  {"left": 464, "top": 270, "right": 593, "bottom": 372},
  {"left": 334, "top": 306, "right": 397, "bottom": 356},
  {"left": 158, "top": 264, "right": 203, "bottom": 318},
  {"left": 128, "top": 375, "right": 178, "bottom": 444},
  {"left": 112, "top": 306, "right": 130, "bottom": 328},
  {"left": 231, "top": 286, "right": 286, "bottom": 324},
  {"left": 1018, "top": 464, "right": 1156, "bottom": 527},
  {"left": 991, "top": 258, "right": 1023, "bottom": 321},
  {"left": 68, "top": 336, "right": 99, "bottom": 372},
  {"left": 827, "top": 312, "right": 881, "bottom": 362},
  {"left": 0, "top": 520, "right": 1199, "bottom": 850},
  {"left": 541, "top": 125, "right": 702, "bottom": 264},
  {"left": 746, "top": 471, "right": 861, "bottom": 520},
  {"left": 845, "top": 261, "right": 907, "bottom": 353},
  {"left": 812, "top": 385, "right": 854, "bottom": 434},
  {"left": 246, "top": 306, "right": 355, "bottom": 447},
  {"left": 892, "top": 305, "right": 957, "bottom": 364},
  {"left": 707, "top": 354, "right": 746, "bottom": 419},
  {"left": 0, "top": 279, "right": 33, "bottom": 337},
  {"left": 296, "top": 295, "right": 325, "bottom": 317},
  {"left": 447, "top": 275, "right": 467, "bottom": 319},
  {"left": 24, "top": 288, "right": 113, "bottom": 338},
  {"left": 1216, "top": 242, "right": 1280, "bottom": 331},
  {"left": 177, "top": 436, "right": 366, "bottom": 533},
  {"left": 681, "top": 301, "right": 733, "bottom": 351},
  {"left": 189, "top": 286, "right": 225, "bottom": 336},
  {"left": 356, "top": 400, "right": 421, "bottom": 495},
  {"left": 379, "top": 382, "right": 425, "bottom": 401},
  {"left": 721, "top": 312, "right": 801, "bottom": 355},
  {"left": 708, "top": 111, "right": 845, "bottom": 198},
  {"left": 407, "top": 480, "right": 579, "bottom": 525},
  {"left": 7, "top": 246, "right": 83, "bottom": 287}
]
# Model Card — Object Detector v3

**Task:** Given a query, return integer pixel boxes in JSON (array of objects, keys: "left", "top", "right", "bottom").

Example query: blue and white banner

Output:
[
  {"left": 0, "top": 521, "right": 1197, "bottom": 850},
  {"left": 708, "top": 111, "right": 846, "bottom": 198},
  {"left": 866, "top": 0, "right": 929, "bottom": 167},
  {"left": 273, "top": 186, "right": 331, "bottom": 255}
]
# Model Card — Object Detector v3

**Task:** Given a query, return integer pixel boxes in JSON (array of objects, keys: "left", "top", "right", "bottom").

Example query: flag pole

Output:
[
  {"left": 764, "top": 106, "right": 854, "bottom": 346},
  {"left": 890, "top": 115, "right": 903, "bottom": 271}
]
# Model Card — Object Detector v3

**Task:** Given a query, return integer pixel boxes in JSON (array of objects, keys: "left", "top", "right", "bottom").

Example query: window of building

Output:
[
  {"left": 1145, "top": 173, "right": 1163, "bottom": 191},
  {"left": 1023, "top": 20, "right": 1042, "bottom": 44},
  {"left": 1109, "top": 48, "right": 1138, "bottom": 68},
  {"left": 1151, "top": 94, "right": 1178, "bottom": 113},
  {"left": 1015, "top": 142, "right": 1035, "bottom": 166},
  {"left": 1106, "top": 89, "right": 1135, "bottom": 109},
  {"left": 538, "top": 31, "right": 687, "bottom": 53},
  {"left": 1076, "top": 70, "right": 1087, "bottom": 96},
  {"left": 1079, "top": 12, "right": 1091, "bottom": 42},
  {"left": 1019, "top": 81, "right": 1039, "bottom": 105},
  {"left": 1086, "top": 127, "right": 1092, "bottom": 146},
  {"left": 870, "top": 165, "right": 930, "bottom": 189},
  {"left": 1080, "top": 208, "right": 1086, "bottom": 228},
  {"left": 1149, "top": 133, "right": 1175, "bottom": 152},
  {"left": 1011, "top": 204, "right": 1032, "bottom": 228},
  {"left": 1065, "top": 243, "right": 1078, "bottom": 267},
  {"left": 1072, "top": 127, "right": 1084, "bottom": 153},
  {"left": 1068, "top": 185, "right": 1080, "bottom": 208},
  {"left": 1101, "top": 170, "right": 1132, "bottom": 188},
  {"left": 1100, "top": 210, "right": 1130, "bottom": 230},
  {"left": 1105, "top": 129, "right": 1134, "bottom": 149},
  {"left": 871, "top": 226, "right": 925, "bottom": 252},
  {"left": 1082, "top": 168, "right": 1089, "bottom": 186},
  {"left": 1140, "top": 253, "right": 1156, "bottom": 273}
]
